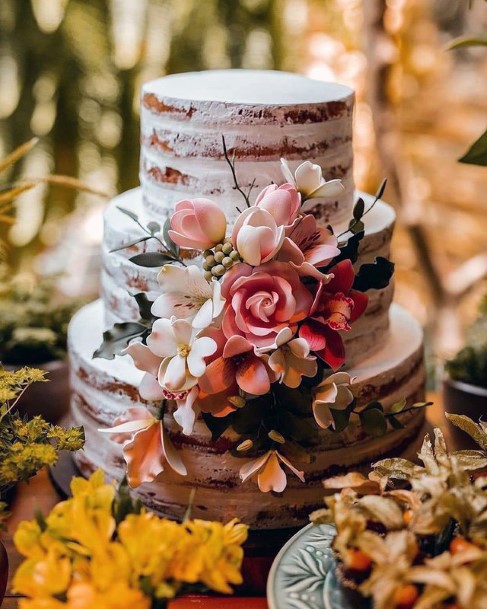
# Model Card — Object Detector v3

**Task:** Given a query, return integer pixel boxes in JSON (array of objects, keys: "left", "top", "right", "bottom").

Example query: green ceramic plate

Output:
[{"left": 267, "top": 523, "right": 352, "bottom": 609}]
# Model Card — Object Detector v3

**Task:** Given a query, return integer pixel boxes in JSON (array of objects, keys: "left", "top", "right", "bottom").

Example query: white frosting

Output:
[
  {"left": 144, "top": 70, "right": 353, "bottom": 105},
  {"left": 68, "top": 299, "right": 424, "bottom": 528}
]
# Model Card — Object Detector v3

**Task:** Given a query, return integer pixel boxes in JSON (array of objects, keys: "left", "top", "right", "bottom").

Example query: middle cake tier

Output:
[{"left": 101, "top": 187, "right": 396, "bottom": 369}]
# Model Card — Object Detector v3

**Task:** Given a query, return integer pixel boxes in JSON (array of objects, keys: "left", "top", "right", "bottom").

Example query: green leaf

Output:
[
  {"left": 388, "top": 415, "right": 405, "bottom": 430},
  {"left": 447, "top": 34, "right": 487, "bottom": 50},
  {"left": 446, "top": 413, "right": 487, "bottom": 451},
  {"left": 361, "top": 401, "right": 384, "bottom": 413},
  {"left": 329, "top": 407, "right": 351, "bottom": 433},
  {"left": 109, "top": 235, "right": 152, "bottom": 253},
  {"left": 231, "top": 396, "right": 269, "bottom": 435},
  {"left": 129, "top": 252, "right": 176, "bottom": 267},
  {"left": 353, "top": 256, "right": 395, "bottom": 292},
  {"left": 353, "top": 197, "right": 365, "bottom": 221},
  {"left": 334, "top": 230, "right": 365, "bottom": 266},
  {"left": 117, "top": 206, "right": 139, "bottom": 223},
  {"left": 93, "top": 322, "right": 149, "bottom": 360},
  {"left": 390, "top": 398, "right": 407, "bottom": 414},
  {"left": 374, "top": 178, "right": 387, "bottom": 201},
  {"left": 459, "top": 129, "right": 487, "bottom": 166},
  {"left": 146, "top": 221, "right": 160, "bottom": 235},
  {"left": 279, "top": 411, "right": 316, "bottom": 442},
  {"left": 132, "top": 293, "right": 156, "bottom": 322},
  {"left": 113, "top": 477, "right": 143, "bottom": 524},
  {"left": 163, "top": 217, "right": 180, "bottom": 258},
  {"left": 359, "top": 408, "right": 387, "bottom": 437},
  {"left": 202, "top": 412, "right": 235, "bottom": 441}
]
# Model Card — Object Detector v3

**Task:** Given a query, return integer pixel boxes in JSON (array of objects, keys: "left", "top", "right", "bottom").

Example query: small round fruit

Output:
[
  {"left": 222, "top": 242, "right": 233, "bottom": 254},
  {"left": 214, "top": 243, "right": 223, "bottom": 252},
  {"left": 346, "top": 549, "right": 372, "bottom": 572},
  {"left": 450, "top": 537, "right": 478, "bottom": 555},
  {"left": 214, "top": 251, "right": 225, "bottom": 263},
  {"left": 203, "top": 249, "right": 213, "bottom": 258},
  {"left": 393, "top": 584, "right": 419, "bottom": 609},
  {"left": 205, "top": 254, "right": 215, "bottom": 267},
  {"left": 204, "top": 271, "right": 213, "bottom": 282},
  {"left": 230, "top": 250, "right": 240, "bottom": 261},
  {"left": 212, "top": 264, "right": 225, "bottom": 276},
  {"left": 222, "top": 256, "right": 233, "bottom": 268}
]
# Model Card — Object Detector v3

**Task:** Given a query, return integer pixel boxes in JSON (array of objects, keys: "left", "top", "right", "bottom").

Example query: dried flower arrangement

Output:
[
  {"left": 12, "top": 470, "right": 248, "bottom": 609},
  {"left": 311, "top": 414, "right": 487, "bottom": 609},
  {"left": 0, "top": 366, "right": 84, "bottom": 525},
  {"left": 92, "top": 139, "right": 427, "bottom": 494}
]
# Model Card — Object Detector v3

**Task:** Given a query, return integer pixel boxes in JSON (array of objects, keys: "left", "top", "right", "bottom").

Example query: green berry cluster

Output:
[{"left": 202, "top": 238, "right": 241, "bottom": 281}]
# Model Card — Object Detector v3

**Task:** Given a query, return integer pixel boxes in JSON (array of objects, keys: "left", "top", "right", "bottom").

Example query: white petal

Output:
[
  {"left": 139, "top": 372, "right": 166, "bottom": 401},
  {"left": 161, "top": 355, "right": 190, "bottom": 391},
  {"left": 151, "top": 293, "right": 195, "bottom": 321},
  {"left": 173, "top": 387, "right": 199, "bottom": 436},
  {"left": 277, "top": 452, "right": 306, "bottom": 483},
  {"left": 160, "top": 424, "right": 187, "bottom": 476},
  {"left": 280, "top": 158, "right": 297, "bottom": 187},
  {"left": 288, "top": 337, "right": 310, "bottom": 358},
  {"left": 328, "top": 371, "right": 353, "bottom": 386},
  {"left": 187, "top": 336, "right": 217, "bottom": 377},
  {"left": 191, "top": 298, "right": 213, "bottom": 329},
  {"left": 254, "top": 327, "right": 293, "bottom": 355},
  {"left": 147, "top": 318, "right": 178, "bottom": 357},
  {"left": 171, "top": 318, "right": 193, "bottom": 346},
  {"left": 295, "top": 161, "right": 322, "bottom": 195},
  {"left": 123, "top": 342, "right": 162, "bottom": 376},
  {"left": 312, "top": 402, "right": 334, "bottom": 429},
  {"left": 239, "top": 451, "right": 271, "bottom": 483},
  {"left": 211, "top": 278, "right": 226, "bottom": 318},
  {"left": 314, "top": 383, "right": 338, "bottom": 404},
  {"left": 308, "top": 179, "right": 344, "bottom": 199}
]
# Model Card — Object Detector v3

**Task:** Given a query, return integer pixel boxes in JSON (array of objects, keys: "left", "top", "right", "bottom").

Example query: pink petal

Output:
[
  {"left": 123, "top": 422, "right": 165, "bottom": 487},
  {"left": 350, "top": 290, "right": 369, "bottom": 322},
  {"left": 326, "top": 260, "right": 355, "bottom": 294},
  {"left": 239, "top": 452, "right": 271, "bottom": 483},
  {"left": 223, "top": 335, "right": 253, "bottom": 358},
  {"left": 299, "top": 320, "right": 328, "bottom": 351},
  {"left": 160, "top": 424, "right": 187, "bottom": 476},
  {"left": 123, "top": 342, "right": 162, "bottom": 377},
  {"left": 276, "top": 452, "right": 305, "bottom": 483},
  {"left": 316, "top": 328, "right": 345, "bottom": 371}
]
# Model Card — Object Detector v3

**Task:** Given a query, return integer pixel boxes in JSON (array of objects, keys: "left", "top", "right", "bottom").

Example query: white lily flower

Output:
[
  {"left": 268, "top": 337, "right": 318, "bottom": 388},
  {"left": 151, "top": 264, "right": 225, "bottom": 329},
  {"left": 147, "top": 317, "right": 217, "bottom": 393},
  {"left": 281, "top": 158, "right": 344, "bottom": 200},
  {"left": 240, "top": 450, "right": 305, "bottom": 493},
  {"left": 312, "top": 371, "right": 355, "bottom": 429}
]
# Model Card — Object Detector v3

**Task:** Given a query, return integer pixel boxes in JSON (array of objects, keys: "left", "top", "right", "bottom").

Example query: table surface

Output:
[{"left": 1, "top": 394, "right": 456, "bottom": 609}]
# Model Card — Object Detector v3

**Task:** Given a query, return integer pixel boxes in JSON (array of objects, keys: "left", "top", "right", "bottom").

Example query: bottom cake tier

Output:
[{"left": 68, "top": 299, "right": 426, "bottom": 529}]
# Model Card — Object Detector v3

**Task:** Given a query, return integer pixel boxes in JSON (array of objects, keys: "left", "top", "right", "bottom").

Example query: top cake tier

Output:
[{"left": 140, "top": 70, "right": 355, "bottom": 227}]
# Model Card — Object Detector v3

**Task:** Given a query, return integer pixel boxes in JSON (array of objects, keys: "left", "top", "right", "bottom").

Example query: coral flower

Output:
[
  {"left": 169, "top": 198, "right": 227, "bottom": 250},
  {"left": 299, "top": 259, "right": 368, "bottom": 370},
  {"left": 198, "top": 335, "right": 276, "bottom": 397},
  {"left": 239, "top": 450, "right": 305, "bottom": 493},
  {"left": 100, "top": 406, "right": 187, "bottom": 487}
]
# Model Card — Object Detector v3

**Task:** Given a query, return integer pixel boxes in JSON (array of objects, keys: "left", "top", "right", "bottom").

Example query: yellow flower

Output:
[
  {"left": 88, "top": 542, "right": 132, "bottom": 592},
  {"left": 14, "top": 521, "right": 44, "bottom": 560},
  {"left": 66, "top": 580, "right": 151, "bottom": 609},
  {"left": 19, "top": 598, "right": 66, "bottom": 609},
  {"left": 13, "top": 551, "right": 71, "bottom": 597}
]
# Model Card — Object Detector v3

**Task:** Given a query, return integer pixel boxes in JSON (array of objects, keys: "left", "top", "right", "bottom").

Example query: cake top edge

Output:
[{"left": 142, "top": 69, "right": 354, "bottom": 106}]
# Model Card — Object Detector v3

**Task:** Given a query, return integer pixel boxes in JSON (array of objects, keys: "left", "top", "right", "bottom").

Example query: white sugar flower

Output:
[
  {"left": 147, "top": 317, "right": 217, "bottom": 392},
  {"left": 268, "top": 337, "right": 317, "bottom": 388},
  {"left": 281, "top": 158, "right": 344, "bottom": 200},
  {"left": 151, "top": 264, "right": 225, "bottom": 329},
  {"left": 240, "top": 450, "right": 305, "bottom": 493},
  {"left": 312, "top": 371, "right": 355, "bottom": 429}
]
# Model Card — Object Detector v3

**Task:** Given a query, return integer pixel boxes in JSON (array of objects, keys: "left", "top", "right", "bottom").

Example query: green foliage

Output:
[
  {"left": 0, "top": 275, "right": 82, "bottom": 364},
  {"left": 446, "top": 296, "right": 487, "bottom": 387},
  {"left": 353, "top": 257, "right": 395, "bottom": 292},
  {"left": 0, "top": 366, "right": 84, "bottom": 504},
  {"left": 459, "top": 129, "right": 487, "bottom": 166}
]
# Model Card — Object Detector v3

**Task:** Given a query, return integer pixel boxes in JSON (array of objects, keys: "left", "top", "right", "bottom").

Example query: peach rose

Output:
[
  {"left": 169, "top": 198, "right": 227, "bottom": 250},
  {"left": 221, "top": 261, "right": 313, "bottom": 351}
]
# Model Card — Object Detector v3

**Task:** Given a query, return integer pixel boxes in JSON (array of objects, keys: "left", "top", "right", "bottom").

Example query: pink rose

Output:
[
  {"left": 221, "top": 262, "right": 313, "bottom": 350},
  {"left": 255, "top": 183, "right": 301, "bottom": 226},
  {"left": 169, "top": 198, "right": 227, "bottom": 250},
  {"left": 231, "top": 206, "right": 285, "bottom": 266}
]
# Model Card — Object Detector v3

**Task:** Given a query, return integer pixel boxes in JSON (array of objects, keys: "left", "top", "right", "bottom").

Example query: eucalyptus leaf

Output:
[
  {"left": 459, "top": 129, "right": 487, "bottom": 166},
  {"left": 374, "top": 178, "right": 387, "bottom": 201},
  {"left": 109, "top": 235, "right": 151, "bottom": 253},
  {"left": 360, "top": 408, "right": 387, "bottom": 437},
  {"left": 232, "top": 396, "right": 269, "bottom": 435},
  {"left": 388, "top": 415, "right": 405, "bottom": 430},
  {"left": 202, "top": 412, "right": 235, "bottom": 442},
  {"left": 146, "top": 221, "right": 161, "bottom": 235},
  {"left": 334, "top": 230, "right": 365, "bottom": 266},
  {"left": 117, "top": 206, "right": 139, "bottom": 223},
  {"left": 329, "top": 407, "right": 351, "bottom": 433},
  {"left": 163, "top": 217, "right": 180, "bottom": 258},
  {"left": 353, "top": 257, "right": 395, "bottom": 292},
  {"left": 129, "top": 252, "right": 176, "bottom": 267},
  {"left": 353, "top": 197, "right": 365, "bottom": 221},
  {"left": 279, "top": 411, "right": 316, "bottom": 442},
  {"left": 390, "top": 398, "right": 407, "bottom": 414},
  {"left": 93, "top": 322, "right": 149, "bottom": 360},
  {"left": 132, "top": 293, "right": 156, "bottom": 322}
]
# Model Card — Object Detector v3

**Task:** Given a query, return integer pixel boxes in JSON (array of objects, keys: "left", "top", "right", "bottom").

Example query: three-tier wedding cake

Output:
[{"left": 68, "top": 70, "right": 425, "bottom": 529}]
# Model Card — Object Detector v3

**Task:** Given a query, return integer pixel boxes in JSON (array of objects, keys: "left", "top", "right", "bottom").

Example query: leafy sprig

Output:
[{"left": 222, "top": 135, "right": 253, "bottom": 211}]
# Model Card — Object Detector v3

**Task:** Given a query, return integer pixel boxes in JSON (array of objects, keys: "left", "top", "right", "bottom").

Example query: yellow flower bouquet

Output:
[{"left": 13, "top": 470, "right": 248, "bottom": 609}]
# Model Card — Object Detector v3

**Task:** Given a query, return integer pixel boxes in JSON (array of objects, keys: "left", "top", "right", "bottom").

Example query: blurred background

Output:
[{"left": 0, "top": 0, "right": 486, "bottom": 365}]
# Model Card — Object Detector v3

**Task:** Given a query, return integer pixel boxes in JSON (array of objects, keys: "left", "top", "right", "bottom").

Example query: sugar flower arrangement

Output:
[
  {"left": 13, "top": 470, "right": 248, "bottom": 609},
  {"left": 311, "top": 413, "right": 487, "bottom": 609},
  {"left": 96, "top": 139, "right": 401, "bottom": 493}
]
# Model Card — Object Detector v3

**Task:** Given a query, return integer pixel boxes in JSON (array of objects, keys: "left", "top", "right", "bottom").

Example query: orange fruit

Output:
[
  {"left": 346, "top": 549, "right": 372, "bottom": 571},
  {"left": 403, "top": 509, "right": 414, "bottom": 525},
  {"left": 449, "top": 537, "right": 478, "bottom": 555},
  {"left": 393, "top": 584, "right": 419, "bottom": 608}
]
